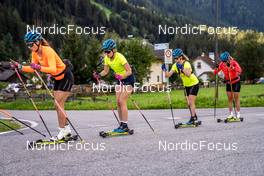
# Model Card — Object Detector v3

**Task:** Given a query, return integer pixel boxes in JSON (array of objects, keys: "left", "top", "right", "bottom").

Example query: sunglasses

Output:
[
  {"left": 26, "top": 43, "right": 34, "bottom": 48},
  {"left": 104, "top": 50, "right": 112, "bottom": 54}
]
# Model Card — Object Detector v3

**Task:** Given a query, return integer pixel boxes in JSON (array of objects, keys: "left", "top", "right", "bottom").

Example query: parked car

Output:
[
  {"left": 3, "top": 83, "right": 20, "bottom": 93},
  {"left": 256, "top": 77, "right": 264, "bottom": 84}
]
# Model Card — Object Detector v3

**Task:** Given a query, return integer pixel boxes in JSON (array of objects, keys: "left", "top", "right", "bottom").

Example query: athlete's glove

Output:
[
  {"left": 93, "top": 71, "right": 101, "bottom": 80},
  {"left": 115, "top": 74, "right": 123, "bottom": 80},
  {"left": 176, "top": 63, "right": 184, "bottom": 71},
  {"left": 30, "top": 63, "right": 41, "bottom": 70},
  {"left": 161, "top": 64, "right": 167, "bottom": 71},
  {"left": 10, "top": 62, "right": 22, "bottom": 70}
]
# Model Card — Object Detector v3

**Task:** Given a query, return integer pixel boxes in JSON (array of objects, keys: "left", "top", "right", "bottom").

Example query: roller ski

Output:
[
  {"left": 175, "top": 116, "right": 202, "bottom": 129},
  {"left": 217, "top": 114, "right": 243, "bottom": 123},
  {"left": 28, "top": 134, "right": 78, "bottom": 148},
  {"left": 28, "top": 126, "right": 78, "bottom": 148},
  {"left": 99, "top": 122, "right": 134, "bottom": 138}
]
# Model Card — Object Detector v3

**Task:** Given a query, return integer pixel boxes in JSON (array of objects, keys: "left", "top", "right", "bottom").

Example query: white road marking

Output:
[
  {"left": 166, "top": 117, "right": 183, "bottom": 120},
  {"left": 0, "top": 118, "right": 38, "bottom": 135}
]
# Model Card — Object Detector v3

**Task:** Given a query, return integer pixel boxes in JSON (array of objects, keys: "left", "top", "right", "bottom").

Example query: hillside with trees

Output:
[{"left": 0, "top": 0, "right": 263, "bottom": 83}]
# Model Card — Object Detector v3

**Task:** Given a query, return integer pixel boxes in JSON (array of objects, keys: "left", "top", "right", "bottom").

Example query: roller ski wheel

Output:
[
  {"left": 99, "top": 131, "right": 107, "bottom": 138},
  {"left": 174, "top": 124, "right": 180, "bottom": 129},
  {"left": 217, "top": 119, "right": 222, "bottom": 123},
  {"left": 196, "top": 121, "right": 202, "bottom": 126},
  {"left": 99, "top": 129, "right": 134, "bottom": 138},
  {"left": 128, "top": 129, "right": 134, "bottom": 135}
]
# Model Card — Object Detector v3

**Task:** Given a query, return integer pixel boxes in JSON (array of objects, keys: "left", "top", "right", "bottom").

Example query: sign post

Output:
[
  {"left": 154, "top": 43, "right": 170, "bottom": 84},
  {"left": 163, "top": 49, "right": 173, "bottom": 84}
]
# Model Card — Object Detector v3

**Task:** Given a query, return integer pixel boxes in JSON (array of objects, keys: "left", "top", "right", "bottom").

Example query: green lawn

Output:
[
  {"left": 0, "top": 84, "right": 263, "bottom": 110},
  {"left": 0, "top": 119, "right": 21, "bottom": 132}
]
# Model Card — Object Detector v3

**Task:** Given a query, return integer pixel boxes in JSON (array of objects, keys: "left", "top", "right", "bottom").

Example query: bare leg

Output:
[
  {"left": 118, "top": 86, "right": 133, "bottom": 122},
  {"left": 234, "top": 92, "right": 240, "bottom": 112},
  {"left": 188, "top": 95, "right": 197, "bottom": 117},
  {"left": 115, "top": 85, "right": 122, "bottom": 122},
  {"left": 53, "top": 91, "right": 70, "bottom": 128},
  {"left": 226, "top": 92, "right": 233, "bottom": 114}
]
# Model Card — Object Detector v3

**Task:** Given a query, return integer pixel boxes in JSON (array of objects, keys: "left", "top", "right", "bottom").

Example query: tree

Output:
[
  {"left": 61, "top": 33, "right": 103, "bottom": 84},
  {"left": 234, "top": 32, "right": 264, "bottom": 81},
  {"left": 0, "top": 33, "right": 20, "bottom": 60},
  {"left": 61, "top": 33, "right": 88, "bottom": 84},
  {"left": 119, "top": 39, "right": 155, "bottom": 83}
]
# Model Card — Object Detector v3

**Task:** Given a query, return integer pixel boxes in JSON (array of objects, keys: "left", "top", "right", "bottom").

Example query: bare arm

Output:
[
  {"left": 122, "top": 63, "right": 132, "bottom": 78},
  {"left": 164, "top": 70, "right": 174, "bottom": 78},
  {"left": 183, "top": 68, "right": 192, "bottom": 77},
  {"left": 99, "top": 65, "right": 110, "bottom": 77}
]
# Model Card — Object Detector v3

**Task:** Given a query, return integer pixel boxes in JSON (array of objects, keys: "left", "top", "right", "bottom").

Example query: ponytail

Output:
[
  {"left": 182, "top": 54, "right": 190, "bottom": 61},
  {"left": 40, "top": 38, "right": 50, "bottom": 46}
]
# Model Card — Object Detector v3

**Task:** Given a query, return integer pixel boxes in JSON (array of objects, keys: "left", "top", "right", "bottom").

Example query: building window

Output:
[
  {"left": 157, "top": 76, "right": 160, "bottom": 82},
  {"left": 197, "top": 62, "right": 201, "bottom": 69}
]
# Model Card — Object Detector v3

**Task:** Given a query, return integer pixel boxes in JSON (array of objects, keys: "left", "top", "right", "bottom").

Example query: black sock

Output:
[
  {"left": 194, "top": 114, "right": 198, "bottom": 120},
  {"left": 190, "top": 116, "right": 195, "bottom": 121},
  {"left": 121, "top": 122, "right": 128, "bottom": 128}
]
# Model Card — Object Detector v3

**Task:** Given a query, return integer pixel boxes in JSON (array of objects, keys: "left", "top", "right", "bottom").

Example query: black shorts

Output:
[
  {"left": 120, "top": 74, "right": 135, "bottom": 87},
  {"left": 53, "top": 69, "right": 74, "bottom": 92},
  {"left": 185, "top": 84, "right": 199, "bottom": 96},
  {"left": 226, "top": 81, "right": 241, "bottom": 92}
]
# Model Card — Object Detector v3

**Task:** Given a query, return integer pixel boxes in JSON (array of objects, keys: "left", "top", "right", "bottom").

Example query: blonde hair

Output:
[
  {"left": 112, "top": 48, "right": 117, "bottom": 53},
  {"left": 40, "top": 38, "right": 50, "bottom": 46},
  {"left": 182, "top": 54, "right": 190, "bottom": 61}
]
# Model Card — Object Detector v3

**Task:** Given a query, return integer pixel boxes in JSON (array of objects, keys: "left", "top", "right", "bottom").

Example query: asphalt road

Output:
[{"left": 0, "top": 107, "right": 264, "bottom": 176}]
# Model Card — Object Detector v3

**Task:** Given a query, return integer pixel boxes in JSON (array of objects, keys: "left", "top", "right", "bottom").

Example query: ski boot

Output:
[
  {"left": 50, "top": 126, "right": 72, "bottom": 141},
  {"left": 222, "top": 113, "right": 243, "bottom": 123},
  {"left": 175, "top": 115, "right": 201, "bottom": 129},
  {"left": 100, "top": 122, "right": 134, "bottom": 138},
  {"left": 113, "top": 122, "right": 130, "bottom": 133}
]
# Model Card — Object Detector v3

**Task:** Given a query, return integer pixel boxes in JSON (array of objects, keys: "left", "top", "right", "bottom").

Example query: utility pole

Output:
[{"left": 214, "top": 0, "right": 220, "bottom": 119}]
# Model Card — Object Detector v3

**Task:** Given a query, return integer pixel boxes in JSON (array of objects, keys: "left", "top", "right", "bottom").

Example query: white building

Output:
[
  {"left": 143, "top": 59, "right": 163, "bottom": 85},
  {"left": 193, "top": 55, "right": 215, "bottom": 83}
]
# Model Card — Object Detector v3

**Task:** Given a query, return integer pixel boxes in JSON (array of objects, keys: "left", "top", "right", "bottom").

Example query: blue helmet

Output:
[
  {"left": 102, "top": 39, "right": 116, "bottom": 50},
  {"left": 220, "top": 51, "right": 230, "bottom": 62},
  {"left": 24, "top": 31, "right": 42, "bottom": 43},
  {"left": 172, "top": 48, "right": 183, "bottom": 58}
]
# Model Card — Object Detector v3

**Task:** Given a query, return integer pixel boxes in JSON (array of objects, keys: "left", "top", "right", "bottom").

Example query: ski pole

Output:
[
  {"left": 34, "top": 70, "right": 84, "bottom": 142},
  {"left": 167, "top": 91, "right": 176, "bottom": 127},
  {"left": 95, "top": 77, "right": 120, "bottom": 125},
  {"left": 118, "top": 80, "right": 155, "bottom": 132},
  {"left": 10, "top": 59, "right": 52, "bottom": 137},
  {"left": 94, "top": 57, "right": 120, "bottom": 124},
  {"left": 214, "top": 67, "right": 219, "bottom": 120},
  {"left": 0, "top": 109, "right": 46, "bottom": 137},
  {"left": 130, "top": 97, "right": 155, "bottom": 132},
  {"left": 0, "top": 119, "right": 24, "bottom": 135}
]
